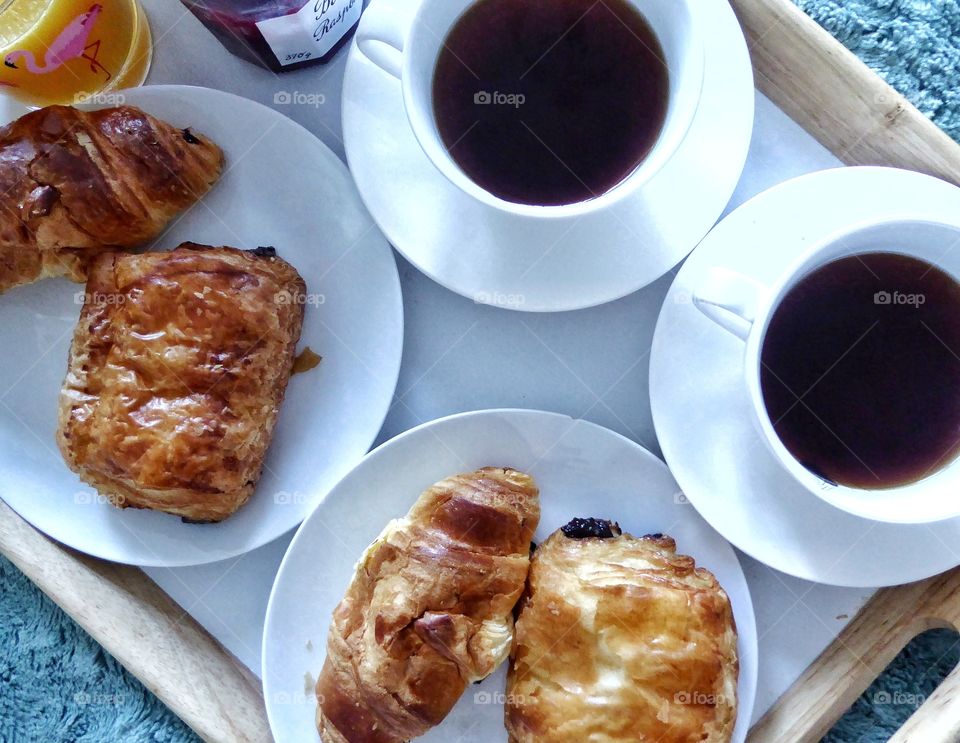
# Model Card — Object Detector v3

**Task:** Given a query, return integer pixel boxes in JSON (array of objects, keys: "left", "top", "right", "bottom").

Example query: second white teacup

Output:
[{"left": 694, "top": 218, "right": 960, "bottom": 525}]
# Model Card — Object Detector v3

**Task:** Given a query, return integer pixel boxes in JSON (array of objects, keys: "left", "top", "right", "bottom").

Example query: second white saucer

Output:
[
  {"left": 650, "top": 166, "right": 960, "bottom": 587},
  {"left": 341, "top": 0, "right": 754, "bottom": 312}
]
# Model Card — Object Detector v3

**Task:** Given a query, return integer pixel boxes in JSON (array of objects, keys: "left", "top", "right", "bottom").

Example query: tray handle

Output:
[
  {"left": 890, "top": 663, "right": 960, "bottom": 743},
  {"left": 748, "top": 569, "right": 960, "bottom": 743}
]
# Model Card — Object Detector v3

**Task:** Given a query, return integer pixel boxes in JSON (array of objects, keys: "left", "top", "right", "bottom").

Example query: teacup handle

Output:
[
  {"left": 692, "top": 268, "right": 767, "bottom": 341},
  {"left": 355, "top": 0, "right": 406, "bottom": 79}
]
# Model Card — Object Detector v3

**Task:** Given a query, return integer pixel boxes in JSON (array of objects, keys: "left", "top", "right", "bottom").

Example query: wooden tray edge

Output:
[
  {"left": 3, "top": 1, "right": 960, "bottom": 742},
  {"left": 733, "top": 0, "right": 960, "bottom": 185}
]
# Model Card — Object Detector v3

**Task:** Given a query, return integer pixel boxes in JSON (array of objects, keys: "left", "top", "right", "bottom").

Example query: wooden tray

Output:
[{"left": 3, "top": 0, "right": 960, "bottom": 741}]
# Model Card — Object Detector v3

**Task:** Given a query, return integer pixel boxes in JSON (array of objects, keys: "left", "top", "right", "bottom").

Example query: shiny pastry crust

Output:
[
  {"left": 316, "top": 467, "right": 541, "bottom": 743},
  {"left": 56, "top": 243, "right": 305, "bottom": 522},
  {"left": 0, "top": 104, "right": 223, "bottom": 293},
  {"left": 506, "top": 528, "right": 739, "bottom": 743}
]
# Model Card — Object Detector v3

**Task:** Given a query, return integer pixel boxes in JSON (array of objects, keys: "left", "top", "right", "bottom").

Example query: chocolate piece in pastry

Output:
[
  {"left": 0, "top": 104, "right": 223, "bottom": 293},
  {"left": 316, "top": 467, "right": 541, "bottom": 743},
  {"left": 56, "top": 243, "right": 305, "bottom": 522},
  {"left": 506, "top": 520, "right": 739, "bottom": 743}
]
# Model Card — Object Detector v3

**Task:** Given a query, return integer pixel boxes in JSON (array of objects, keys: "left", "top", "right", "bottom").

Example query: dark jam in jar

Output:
[{"left": 181, "top": 0, "right": 363, "bottom": 72}]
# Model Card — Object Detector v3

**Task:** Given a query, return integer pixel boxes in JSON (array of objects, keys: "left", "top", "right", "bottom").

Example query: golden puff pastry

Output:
[
  {"left": 0, "top": 105, "right": 223, "bottom": 293},
  {"left": 506, "top": 519, "right": 739, "bottom": 743},
  {"left": 316, "top": 468, "right": 541, "bottom": 743},
  {"left": 57, "top": 243, "right": 305, "bottom": 522}
]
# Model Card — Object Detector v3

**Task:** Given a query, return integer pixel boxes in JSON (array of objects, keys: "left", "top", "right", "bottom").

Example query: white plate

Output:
[
  {"left": 341, "top": 0, "right": 754, "bottom": 312},
  {"left": 262, "top": 409, "right": 757, "bottom": 742},
  {"left": 0, "top": 85, "right": 403, "bottom": 566},
  {"left": 650, "top": 166, "right": 960, "bottom": 587}
]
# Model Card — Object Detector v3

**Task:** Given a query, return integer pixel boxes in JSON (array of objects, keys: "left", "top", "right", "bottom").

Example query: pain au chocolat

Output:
[
  {"left": 506, "top": 519, "right": 739, "bottom": 743},
  {"left": 56, "top": 243, "right": 305, "bottom": 522}
]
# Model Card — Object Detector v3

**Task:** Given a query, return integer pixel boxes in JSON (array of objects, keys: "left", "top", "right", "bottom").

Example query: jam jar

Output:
[{"left": 181, "top": 0, "right": 363, "bottom": 72}]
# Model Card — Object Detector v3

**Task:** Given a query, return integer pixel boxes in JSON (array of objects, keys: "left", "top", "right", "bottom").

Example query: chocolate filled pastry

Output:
[
  {"left": 316, "top": 467, "right": 540, "bottom": 743},
  {"left": 506, "top": 519, "right": 739, "bottom": 743},
  {"left": 56, "top": 243, "right": 305, "bottom": 522},
  {"left": 0, "top": 104, "right": 223, "bottom": 293}
]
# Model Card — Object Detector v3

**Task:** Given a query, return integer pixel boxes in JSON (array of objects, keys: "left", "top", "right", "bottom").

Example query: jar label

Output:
[{"left": 256, "top": 0, "right": 362, "bottom": 66}]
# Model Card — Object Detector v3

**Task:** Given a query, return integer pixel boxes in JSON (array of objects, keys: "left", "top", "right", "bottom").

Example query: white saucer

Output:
[
  {"left": 341, "top": 0, "right": 754, "bottom": 312},
  {"left": 650, "top": 166, "right": 960, "bottom": 587},
  {"left": 0, "top": 86, "right": 403, "bottom": 566},
  {"left": 262, "top": 409, "right": 757, "bottom": 742}
]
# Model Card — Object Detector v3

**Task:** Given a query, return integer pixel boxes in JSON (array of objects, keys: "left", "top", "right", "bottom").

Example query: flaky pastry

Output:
[
  {"left": 506, "top": 519, "right": 738, "bottom": 743},
  {"left": 57, "top": 243, "right": 305, "bottom": 522},
  {"left": 316, "top": 467, "right": 541, "bottom": 742}
]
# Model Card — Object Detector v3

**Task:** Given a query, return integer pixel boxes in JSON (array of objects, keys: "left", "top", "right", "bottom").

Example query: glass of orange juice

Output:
[{"left": 0, "top": 0, "right": 152, "bottom": 107}]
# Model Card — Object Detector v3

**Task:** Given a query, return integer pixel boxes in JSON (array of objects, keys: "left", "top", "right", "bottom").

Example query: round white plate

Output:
[
  {"left": 341, "top": 0, "right": 754, "bottom": 312},
  {"left": 0, "top": 85, "right": 403, "bottom": 566},
  {"left": 650, "top": 166, "right": 960, "bottom": 587},
  {"left": 262, "top": 409, "right": 757, "bottom": 743}
]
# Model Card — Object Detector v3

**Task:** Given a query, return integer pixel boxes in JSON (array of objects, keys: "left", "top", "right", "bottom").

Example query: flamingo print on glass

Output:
[{"left": 0, "top": 0, "right": 151, "bottom": 106}]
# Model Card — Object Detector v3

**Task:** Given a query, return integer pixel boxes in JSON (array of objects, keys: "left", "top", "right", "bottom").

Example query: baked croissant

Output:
[
  {"left": 506, "top": 519, "right": 739, "bottom": 743},
  {"left": 0, "top": 104, "right": 223, "bottom": 293},
  {"left": 57, "top": 243, "right": 305, "bottom": 522},
  {"left": 316, "top": 467, "right": 541, "bottom": 743}
]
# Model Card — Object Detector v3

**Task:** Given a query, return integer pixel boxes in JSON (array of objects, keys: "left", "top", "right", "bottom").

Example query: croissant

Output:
[
  {"left": 0, "top": 104, "right": 223, "bottom": 293},
  {"left": 56, "top": 243, "right": 305, "bottom": 522},
  {"left": 506, "top": 519, "right": 739, "bottom": 743},
  {"left": 316, "top": 467, "right": 541, "bottom": 743}
]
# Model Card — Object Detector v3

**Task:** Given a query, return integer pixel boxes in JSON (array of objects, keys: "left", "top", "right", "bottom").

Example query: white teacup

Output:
[
  {"left": 694, "top": 219, "right": 960, "bottom": 525},
  {"left": 355, "top": 0, "right": 704, "bottom": 218}
]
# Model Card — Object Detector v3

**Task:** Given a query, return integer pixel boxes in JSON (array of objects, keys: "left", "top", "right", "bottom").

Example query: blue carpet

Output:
[
  {"left": 794, "top": 0, "right": 960, "bottom": 141},
  {"left": 3, "top": 2, "right": 960, "bottom": 741},
  {"left": 0, "top": 556, "right": 199, "bottom": 743}
]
